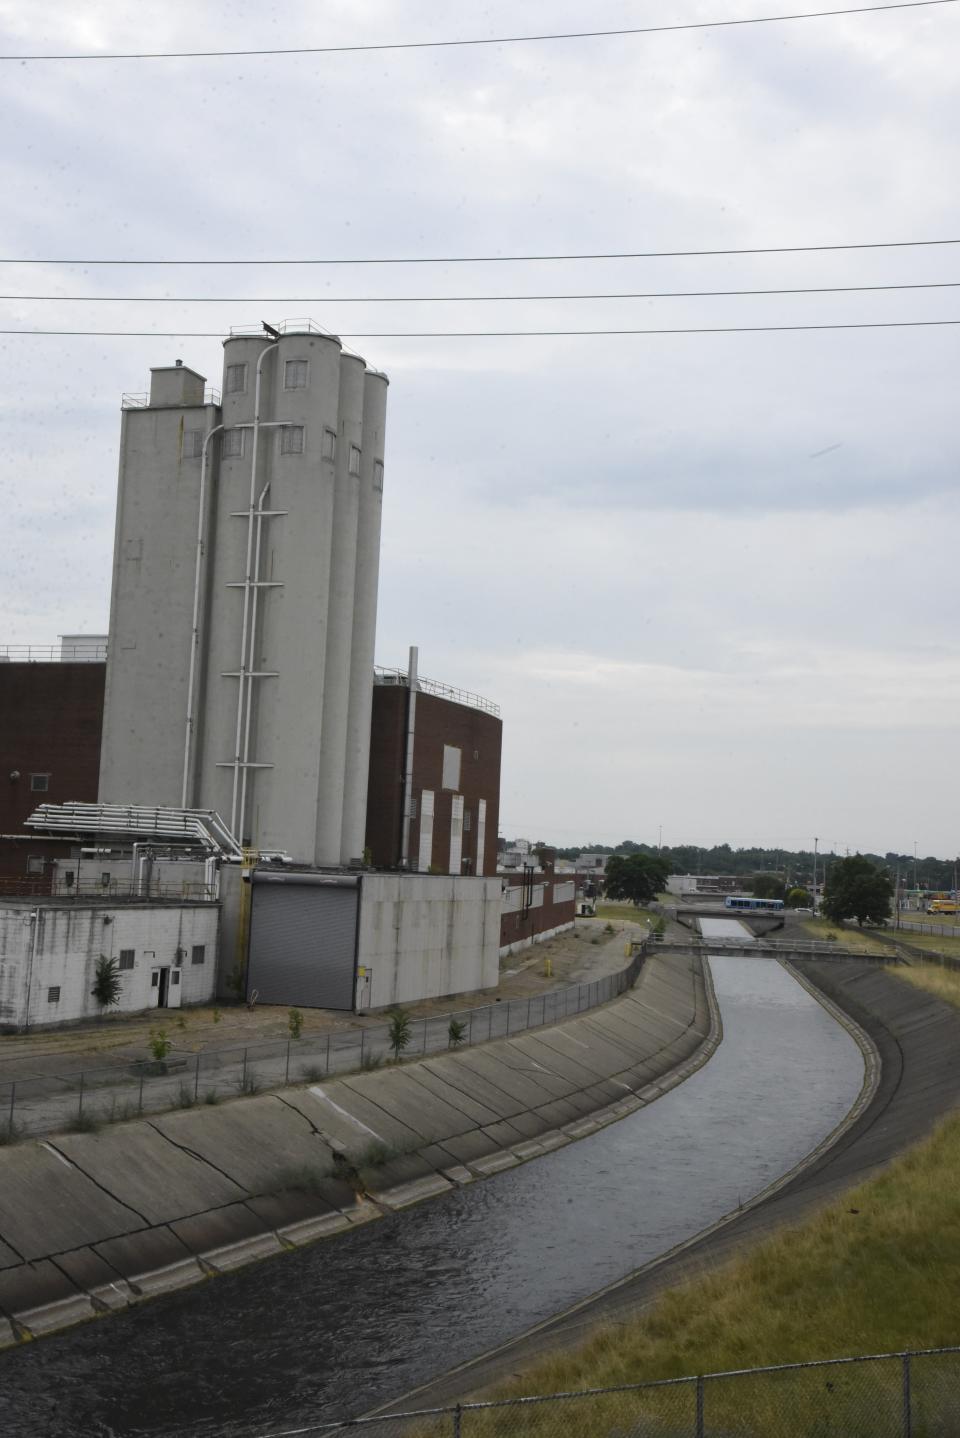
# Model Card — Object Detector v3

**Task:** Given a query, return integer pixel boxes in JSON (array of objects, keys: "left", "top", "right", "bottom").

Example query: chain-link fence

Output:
[
  {"left": 0, "top": 945, "right": 647, "bottom": 1142},
  {"left": 261, "top": 1346, "right": 960, "bottom": 1438}
]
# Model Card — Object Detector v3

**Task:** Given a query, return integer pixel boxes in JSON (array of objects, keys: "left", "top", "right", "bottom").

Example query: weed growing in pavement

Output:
[
  {"left": 176, "top": 1083, "right": 196, "bottom": 1109},
  {"left": 0, "top": 1120, "right": 24, "bottom": 1147},
  {"left": 203, "top": 1088, "right": 221, "bottom": 1105},
  {"left": 236, "top": 1073, "right": 261, "bottom": 1096},
  {"left": 66, "top": 1110, "right": 100, "bottom": 1134}
]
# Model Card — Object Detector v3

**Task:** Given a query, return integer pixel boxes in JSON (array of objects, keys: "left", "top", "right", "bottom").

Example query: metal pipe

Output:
[
  {"left": 21, "top": 910, "right": 40, "bottom": 1033},
  {"left": 231, "top": 341, "right": 278, "bottom": 836},
  {"left": 238, "top": 481, "right": 272, "bottom": 845},
  {"left": 399, "top": 645, "right": 419, "bottom": 867},
  {"left": 181, "top": 420, "right": 224, "bottom": 807}
]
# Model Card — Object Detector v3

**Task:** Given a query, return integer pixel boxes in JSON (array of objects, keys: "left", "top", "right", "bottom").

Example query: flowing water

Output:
[{"left": 0, "top": 957, "right": 864, "bottom": 1437}]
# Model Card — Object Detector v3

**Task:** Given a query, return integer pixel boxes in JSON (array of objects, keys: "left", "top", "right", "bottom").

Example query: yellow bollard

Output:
[
  {"left": 544, "top": 957, "right": 553, "bottom": 977},
  {"left": 624, "top": 942, "right": 632, "bottom": 958}
]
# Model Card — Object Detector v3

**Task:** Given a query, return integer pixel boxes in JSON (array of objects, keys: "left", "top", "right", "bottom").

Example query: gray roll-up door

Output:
[{"left": 248, "top": 874, "right": 359, "bottom": 1010}]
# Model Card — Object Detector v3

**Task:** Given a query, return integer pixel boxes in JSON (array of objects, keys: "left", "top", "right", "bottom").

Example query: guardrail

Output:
[
  {"left": 374, "top": 666, "right": 500, "bottom": 717},
  {"left": 656, "top": 936, "right": 893, "bottom": 959},
  {"left": 0, "top": 643, "right": 106, "bottom": 662},
  {"left": 271, "top": 1344, "right": 960, "bottom": 1438},
  {"left": 0, "top": 945, "right": 648, "bottom": 1142}
]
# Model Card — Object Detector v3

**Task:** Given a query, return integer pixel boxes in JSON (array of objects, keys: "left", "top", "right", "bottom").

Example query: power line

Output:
[
  {"left": 3, "top": 236, "right": 960, "bottom": 267},
  {"left": 1, "top": 0, "right": 954, "bottom": 61},
  {"left": 2, "top": 280, "right": 959, "bottom": 303},
  {"left": 2, "top": 318, "right": 960, "bottom": 338}
]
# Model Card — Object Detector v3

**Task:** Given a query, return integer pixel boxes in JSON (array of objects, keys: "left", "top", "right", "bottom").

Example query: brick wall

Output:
[
  {"left": 365, "top": 685, "right": 502, "bottom": 876},
  {"left": 0, "top": 663, "right": 105, "bottom": 887}
]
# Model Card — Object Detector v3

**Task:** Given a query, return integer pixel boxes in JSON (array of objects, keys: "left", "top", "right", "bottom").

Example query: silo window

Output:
[
  {"left": 225, "top": 362, "right": 248, "bottom": 394},
  {"left": 284, "top": 359, "right": 308, "bottom": 389},
  {"left": 182, "top": 430, "right": 203, "bottom": 459},
  {"left": 348, "top": 444, "right": 361, "bottom": 476},
  {"left": 281, "top": 425, "right": 305, "bottom": 455},
  {"left": 222, "top": 429, "right": 245, "bottom": 459},
  {"left": 373, "top": 460, "right": 384, "bottom": 492},
  {"left": 321, "top": 427, "right": 337, "bottom": 461}
]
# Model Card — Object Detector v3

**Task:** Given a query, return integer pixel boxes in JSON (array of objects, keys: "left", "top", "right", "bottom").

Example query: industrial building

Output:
[
  {"left": 99, "top": 323, "right": 388, "bottom": 867},
  {"left": 0, "top": 321, "right": 514, "bottom": 1020}
]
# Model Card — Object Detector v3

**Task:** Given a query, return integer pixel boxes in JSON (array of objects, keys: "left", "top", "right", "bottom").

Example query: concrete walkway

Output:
[{"left": 0, "top": 950, "right": 714, "bottom": 1347}]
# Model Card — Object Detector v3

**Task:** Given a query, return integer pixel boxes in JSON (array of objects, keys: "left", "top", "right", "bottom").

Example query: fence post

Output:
[
  {"left": 325, "top": 1032, "right": 331, "bottom": 1076},
  {"left": 695, "top": 1375, "right": 705, "bottom": 1438},
  {"left": 194, "top": 1051, "right": 201, "bottom": 1101},
  {"left": 7, "top": 1082, "right": 15, "bottom": 1138},
  {"left": 526, "top": 996, "right": 531, "bottom": 1030},
  {"left": 241, "top": 1048, "right": 248, "bottom": 1088},
  {"left": 360, "top": 1028, "right": 367, "bottom": 1067},
  {"left": 452, "top": 1403, "right": 462, "bottom": 1438},
  {"left": 284, "top": 1040, "right": 291, "bottom": 1085},
  {"left": 902, "top": 1353, "right": 912, "bottom": 1438},
  {"left": 77, "top": 1071, "right": 85, "bottom": 1121},
  {"left": 138, "top": 1065, "right": 145, "bottom": 1114},
  {"left": 468, "top": 1010, "right": 474, "bottom": 1045}
]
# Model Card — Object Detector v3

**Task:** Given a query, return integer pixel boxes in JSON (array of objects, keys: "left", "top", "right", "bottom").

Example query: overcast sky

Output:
[{"left": 1, "top": 0, "right": 958, "bottom": 857}]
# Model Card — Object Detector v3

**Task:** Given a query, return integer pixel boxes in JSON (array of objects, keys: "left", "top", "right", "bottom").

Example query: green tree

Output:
[
  {"left": 752, "top": 874, "right": 786, "bottom": 901},
  {"left": 386, "top": 1005, "right": 412, "bottom": 1060},
  {"left": 91, "top": 954, "right": 122, "bottom": 1009},
  {"left": 604, "top": 853, "right": 670, "bottom": 906},
  {"left": 822, "top": 856, "right": 892, "bottom": 927},
  {"left": 785, "top": 886, "right": 812, "bottom": 909}
]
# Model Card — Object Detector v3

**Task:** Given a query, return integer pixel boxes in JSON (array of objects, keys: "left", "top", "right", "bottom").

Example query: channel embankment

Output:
[
  {"left": 381, "top": 957, "right": 960, "bottom": 1411},
  {"left": 0, "top": 950, "right": 715, "bottom": 1347}
]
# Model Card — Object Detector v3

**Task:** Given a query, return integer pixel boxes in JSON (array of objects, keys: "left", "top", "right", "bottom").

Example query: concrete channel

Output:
[{"left": 0, "top": 950, "right": 917, "bottom": 1438}]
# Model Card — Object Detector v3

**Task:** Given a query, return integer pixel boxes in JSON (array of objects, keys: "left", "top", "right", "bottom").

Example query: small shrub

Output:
[
  {"left": 0, "top": 1121, "right": 24, "bottom": 1147},
  {"left": 176, "top": 1083, "right": 196, "bottom": 1109},
  {"left": 387, "top": 1005, "right": 412, "bottom": 1061},
  {"left": 360, "top": 1052, "right": 383, "bottom": 1071},
  {"left": 356, "top": 1140, "right": 396, "bottom": 1170},
  {"left": 212, "top": 1008, "right": 222, "bottom": 1024},
  {"left": 303, "top": 1064, "right": 326, "bottom": 1083},
  {"left": 591, "top": 936, "right": 601, "bottom": 945},
  {"left": 603, "top": 922, "right": 615, "bottom": 935},
  {"left": 236, "top": 1072, "right": 260, "bottom": 1096},
  {"left": 148, "top": 1028, "right": 172, "bottom": 1062},
  {"left": 653, "top": 917, "right": 666, "bottom": 936},
  {"left": 91, "top": 954, "right": 122, "bottom": 1010},
  {"left": 104, "top": 1097, "right": 139, "bottom": 1125},
  {"left": 448, "top": 1017, "right": 468, "bottom": 1048},
  {"left": 826, "top": 932, "right": 839, "bottom": 942},
  {"left": 274, "top": 1163, "right": 331, "bottom": 1193},
  {"left": 288, "top": 1007, "right": 304, "bottom": 1040},
  {"left": 203, "top": 1088, "right": 220, "bottom": 1105},
  {"left": 67, "top": 1110, "right": 100, "bottom": 1134},
  {"left": 176, "top": 1015, "right": 187, "bottom": 1030}
]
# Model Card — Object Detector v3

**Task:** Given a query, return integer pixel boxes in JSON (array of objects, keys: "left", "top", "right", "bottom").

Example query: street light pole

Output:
[{"left": 812, "top": 837, "right": 819, "bottom": 917}]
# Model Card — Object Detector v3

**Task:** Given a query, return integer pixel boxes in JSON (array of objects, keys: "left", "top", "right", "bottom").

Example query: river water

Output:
[{"left": 0, "top": 958, "right": 864, "bottom": 1438}]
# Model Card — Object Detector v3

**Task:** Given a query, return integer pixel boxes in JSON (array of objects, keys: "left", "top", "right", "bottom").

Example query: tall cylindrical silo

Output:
[
  {"left": 314, "top": 352, "right": 366, "bottom": 865},
  {"left": 340, "top": 368, "right": 389, "bottom": 863}
]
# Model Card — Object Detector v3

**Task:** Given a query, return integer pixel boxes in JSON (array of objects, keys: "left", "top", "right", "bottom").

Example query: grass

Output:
[
  {"left": 595, "top": 903, "right": 658, "bottom": 925},
  {"left": 451, "top": 1112, "right": 960, "bottom": 1438},
  {"left": 798, "top": 918, "right": 891, "bottom": 954},
  {"left": 891, "top": 928, "right": 960, "bottom": 961},
  {"left": 889, "top": 962, "right": 960, "bottom": 1009}
]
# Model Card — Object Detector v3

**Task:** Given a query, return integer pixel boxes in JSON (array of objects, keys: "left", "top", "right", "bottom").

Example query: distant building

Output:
[
  {"left": 666, "top": 874, "right": 743, "bottom": 897},
  {"left": 500, "top": 850, "right": 576, "bottom": 957}
]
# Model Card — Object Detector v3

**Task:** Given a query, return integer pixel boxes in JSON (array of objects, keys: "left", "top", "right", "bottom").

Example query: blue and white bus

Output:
[{"left": 724, "top": 896, "right": 785, "bottom": 912}]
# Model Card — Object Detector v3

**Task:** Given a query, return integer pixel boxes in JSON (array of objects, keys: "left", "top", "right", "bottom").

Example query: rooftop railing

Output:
[
  {"left": 121, "top": 387, "right": 221, "bottom": 408},
  {"left": 374, "top": 666, "right": 500, "bottom": 718},
  {"left": 0, "top": 643, "right": 107, "bottom": 663}
]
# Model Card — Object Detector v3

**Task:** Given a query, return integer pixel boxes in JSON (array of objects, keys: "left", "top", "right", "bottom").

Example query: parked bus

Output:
[{"left": 724, "top": 896, "right": 785, "bottom": 912}]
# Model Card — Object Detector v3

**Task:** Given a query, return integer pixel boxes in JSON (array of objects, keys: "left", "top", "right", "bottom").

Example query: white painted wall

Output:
[
  {"left": 0, "top": 903, "right": 219, "bottom": 1031},
  {"left": 357, "top": 874, "right": 501, "bottom": 1010}
]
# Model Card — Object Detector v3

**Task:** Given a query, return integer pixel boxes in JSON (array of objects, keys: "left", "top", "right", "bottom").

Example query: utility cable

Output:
[
  {"left": 2, "top": 236, "right": 960, "bottom": 267},
  {"left": 2, "top": 280, "right": 959, "bottom": 303},
  {"left": 0, "top": 0, "right": 954, "bottom": 61},
  {"left": 3, "top": 318, "right": 960, "bottom": 337}
]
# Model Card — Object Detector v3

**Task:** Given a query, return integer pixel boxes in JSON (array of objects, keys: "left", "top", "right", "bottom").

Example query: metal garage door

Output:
[{"left": 248, "top": 872, "right": 359, "bottom": 1010}]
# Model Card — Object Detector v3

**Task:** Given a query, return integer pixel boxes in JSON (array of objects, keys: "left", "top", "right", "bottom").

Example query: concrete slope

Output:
[
  {"left": 0, "top": 951, "right": 715, "bottom": 1348},
  {"left": 379, "top": 958, "right": 960, "bottom": 1411}
]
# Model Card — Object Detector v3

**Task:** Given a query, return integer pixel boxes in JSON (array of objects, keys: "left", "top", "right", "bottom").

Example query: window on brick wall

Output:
[
  {"left": 118, "top": 950, "right": 135, "bottom": 970},
  {"left": 30, "top": 773, "right": 49, "bottom": 792},
  {"left": 26, "top": 856, "right": 45, "bottom": 875},
  {"left": 441, "top": 745, "right": 461, "bottom": 791}
]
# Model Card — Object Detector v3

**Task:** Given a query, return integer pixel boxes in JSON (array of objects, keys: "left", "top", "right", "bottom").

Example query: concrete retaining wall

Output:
[{"left": 0, "top": 951, "right": 714, "bottom": 1348}]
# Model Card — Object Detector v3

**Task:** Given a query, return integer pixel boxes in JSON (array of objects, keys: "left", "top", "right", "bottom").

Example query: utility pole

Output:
[
  {"left": 914, "top": 841, "right": 919, "bottom": 892},
  {"left": 895, "top": 863, "right": 901, "bottom": 930},
  {"left": 812, "top": 837, "right": 818, "bottom": 916}
]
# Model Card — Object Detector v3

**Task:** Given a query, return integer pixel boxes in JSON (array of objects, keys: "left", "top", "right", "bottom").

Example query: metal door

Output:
[
  {"left": 248, "top": 871, "right": 360, "bottom": 1010},
  {"left": 168, "top": 966, "right": 183, "bottom": 1008}
]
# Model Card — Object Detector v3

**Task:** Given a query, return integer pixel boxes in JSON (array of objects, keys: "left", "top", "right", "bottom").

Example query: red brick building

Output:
[
  {"left": 0, "top": 656, "right": 105, "bottom": 890},
  {"left": 365, "top": 670, "right": 502, "bottom": 876},
  {"left": 499, "top": 849, "right": 577, "bottom": 955}
]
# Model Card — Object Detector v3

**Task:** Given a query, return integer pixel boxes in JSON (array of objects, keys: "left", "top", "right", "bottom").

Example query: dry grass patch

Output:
[{"left": 889, "top": 962, "right": 960, "bottom": 1009}]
